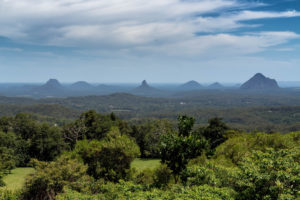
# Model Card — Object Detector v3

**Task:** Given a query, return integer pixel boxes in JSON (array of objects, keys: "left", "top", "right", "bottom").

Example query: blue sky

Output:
[{"left": 0, "top": 0, "right": 299, "bottom": 83}]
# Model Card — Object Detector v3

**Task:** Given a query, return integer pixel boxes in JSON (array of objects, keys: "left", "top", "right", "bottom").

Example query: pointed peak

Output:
[{"left": 141, "top": 80, "right": 148, "bottom": 86}]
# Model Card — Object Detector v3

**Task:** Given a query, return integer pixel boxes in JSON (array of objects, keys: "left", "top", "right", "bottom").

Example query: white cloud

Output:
[
  {"left": 133, "top": 32, "right": 299, "bottom": 58},
  {"left": 0, "top": 0, "right": 299, "bottom": 58},
  {"left": 194, "top": 10, "right": 300, "bottom": 33}
]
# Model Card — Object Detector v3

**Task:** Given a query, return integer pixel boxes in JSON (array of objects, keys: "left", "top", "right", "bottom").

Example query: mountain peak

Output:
[
  {"left": 45, "top": 79, "right": 61, "bottom": 87},
  {"left": 240, "top": 73, "right": 279, "bottom": 90},
  {"left": 71, "top": 81, "right": 94, "bottom": 90},
  {"left": 208, "top": 82, "right": 223, "bottom": 89},
  {"left": 141, "top": 80, "right": 149, "bottom": 87},
  {"left": 179, "top": 80, "right": 202, "bottom": 90},
  {"left": 253, "top": 73, "right": 265, "bottom": 79},
  {"left": 41, "top": 79, "right": 63, "bottom": 90},
  {"left": 133, "top": 80, "right": 161, "bottom": 95}
]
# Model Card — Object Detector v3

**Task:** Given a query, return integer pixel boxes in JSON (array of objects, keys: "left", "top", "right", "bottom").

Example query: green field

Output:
[
  {"left": 1, "top": 159, "right": 159, "bottom": 191},
  {"left": 131, "top": 158, "right": 161, "bottom": 171},
  {"left": 1, "top": 168, "right": 35, "bottom": 191}
]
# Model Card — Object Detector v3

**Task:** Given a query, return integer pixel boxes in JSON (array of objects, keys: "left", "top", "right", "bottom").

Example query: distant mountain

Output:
[
  {"left": 134, "top": 80, "right": 156, "bottom": 91},
  {"left": 208, "top": 82, "right": 223, "bottom": 89},
  {"left": 179, "top": 80, "right": 202, "bottom": 90},
  {"left": 70, "top": 81, "right": 94, "bottom": 90},
  {"left": 31, "top": 79, "right": 65, "bottom": 97},
  {"left": 40, "top": 79, "right": 63, "bottom": 91},
  {"left": 240, "top": 73, "right": 280, "bottom": 90},
  {"left": 132, "top": 80, "right": 162, "bottom": 96}
]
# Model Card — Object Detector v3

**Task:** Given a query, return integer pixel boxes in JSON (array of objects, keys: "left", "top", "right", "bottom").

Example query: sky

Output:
[{"left": 0, "top": 0, "right": 299, "bottom": 83}]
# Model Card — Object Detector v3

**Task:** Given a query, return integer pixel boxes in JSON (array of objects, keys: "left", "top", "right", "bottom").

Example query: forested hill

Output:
[{"left": 1, "top": 92, "right": 300, "bottom": 132}]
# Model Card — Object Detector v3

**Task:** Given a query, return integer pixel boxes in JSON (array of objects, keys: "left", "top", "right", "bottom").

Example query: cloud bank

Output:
[{"left": 0, "top": 0, "right": 299, "bottom": 58}]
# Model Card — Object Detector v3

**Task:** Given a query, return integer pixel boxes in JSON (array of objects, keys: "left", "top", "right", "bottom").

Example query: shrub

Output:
[
  {"left": 73, "top": 127, "right": 140, "bottom": 182},
  {"left": 57, "top": 181, "right": 235, "bottom": 200},
  {"left": 182, "top": 161, "right": 240, "bottom": 189},
  {"left": 133, "top": 168, "right": 155, "bottom": 186},
  {"left": 21, "top": 155, "right": 88, "bottom": 200},
  {"left": 0, "top": 190, "right": 20, "bottom": 200},
  {"left": 235, "top": 148, "right": 300, "bottom": 200},
  {"left": 153, "top": 164, "right": 172, "bottom": 188}
]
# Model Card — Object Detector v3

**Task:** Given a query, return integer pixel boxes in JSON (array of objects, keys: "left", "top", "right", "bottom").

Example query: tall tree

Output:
[{"left": 160, "top": 115, "right": 208, "bottom": 183}]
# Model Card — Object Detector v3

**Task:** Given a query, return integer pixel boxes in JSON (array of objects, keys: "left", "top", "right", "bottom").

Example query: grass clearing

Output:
[
  {"left": 1, "top": 168, "right": 35, "bottom": 191},
  {"left": 0, "top": 160, "right": 159, "bottom": 191},
  {"left": 131, "top": 158, "right": 161, "bottom": 171}
]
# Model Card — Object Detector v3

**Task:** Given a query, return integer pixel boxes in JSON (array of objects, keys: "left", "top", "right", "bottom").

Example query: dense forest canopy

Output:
[
  {"left": 0, "top": 110, "right": 299, "bottom": 199},
  {"left": 1, "top": 91, "right": 300, "bottom": 132}
]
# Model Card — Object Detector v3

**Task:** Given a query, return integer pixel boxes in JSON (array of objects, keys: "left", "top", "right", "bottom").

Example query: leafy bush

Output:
[
  {"left": 160, "top": 115, "right": 209, "bottom": 183},
  {"left": 182, "top": 161, "right": 240, "bottom": 189},
  {"left": 130, "top": 119, "right": 173, "bottom": 158},
  {"left": 215, "top": 132, "right": 300, "bottom": 165},
  {"left": 0, "top": 190, "right": 20, "bottom": 200},
  {"left": 29, "top": 123, "right": 66, "bottom": 161},
  {"left": 235, "top": 148, "right": 300, "bottom": 200},
  {"left": 73, "top": 127, "right": 140, "bottom": 182},
  {"left": 21, "top": 155, "right": 88, "bottom": 200},
  {"left": 133, "top": 168, "right": 155, "bottom": 186},
  {"left": 57, "top": 181, "right": 235, "bottom": 200},
  {"left": 153, "top": 164, "right": 172, "bottom": 188}
]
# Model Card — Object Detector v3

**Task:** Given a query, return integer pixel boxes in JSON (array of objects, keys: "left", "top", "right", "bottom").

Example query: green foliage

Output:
[
  {"left": 160, "top": 116, "right": 208, "bottom": 183},
  {"left": 153, "top": 164, "right": 172, "bottom": 188},
  {"left": 79, "top": 110, "right": 110, "bottom": 139},
  {"left": 62, "top": 120, "right": 86, "bottom": 150},
  {"left": 132, "top": 168, "right": 155, "bottom": 186},
  {"left": 1, "top": 110, "right": 300, "bottom": 199},
  {"left": 63, "top": 110, "right": 132, "bottom": 144},
  {"left": 3, "top": 93, "right": 300, "bottom": 132},
  {"left": 0, "top": 132, "right": 18, "bottom": 176},
  {"left": 187, "top": 132, "right": 300, "bottom": 200},
  {"left": 57, "top": 181, "right": 235, "bottom": 200},
  {"left": 0, "top": 114, "right": 67, "bottom": 165},
  {"left": 30, "top": 123, "right": 66, "bottom": 161},
  {"left": 0, "top": 131, "right": 31, "bottom": 168},
  {"left": 178, "top": 115, "right": 195, "bottom": 137},
  {"left": 0, "top": 190, "right": 20, "bottom": 200},
  {"left": 200, "top": 117, "right": 229, "bottom": 153},
  {"left": 130, "top": 119, "right": 173, "bottom": 158},
  {"left": 73, "top": 127, "right": 140, "bottom": 182},
  {"left": 235, "top": 148, "right": 300, "bottom": 200},
  {"left": 0, "top": 174, "right": 5, "bottom": 187},
  {"left": 182, "top": 161, "right": 240, "bottom": 189},
  {"left": 215, "top": 131, "right": 300, "bottom": 165},
  {"left": 0, "top": 131, "right": 17, "bottom": 186},
  {"left": 0, "top": 116, "right": 13, "bottom": 133},
  {"left": 21, "top": 155, "right": 88, "bottom": 200},
  {"left": 131, "top": 162, "right": 172, "bottom": 188},
  {"left": 13, "top": 113, "right": 39, "bottom": 140}
]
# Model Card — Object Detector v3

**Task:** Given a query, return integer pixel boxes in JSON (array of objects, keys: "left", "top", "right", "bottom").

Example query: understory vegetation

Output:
[{"left": 0, "top": 110, "right": 299, "bottom": 199}]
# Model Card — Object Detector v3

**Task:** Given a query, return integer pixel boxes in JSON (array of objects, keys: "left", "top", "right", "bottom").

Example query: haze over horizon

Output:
[{"left": 0, "top": 0, "right": 300, "bottom": 83}]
